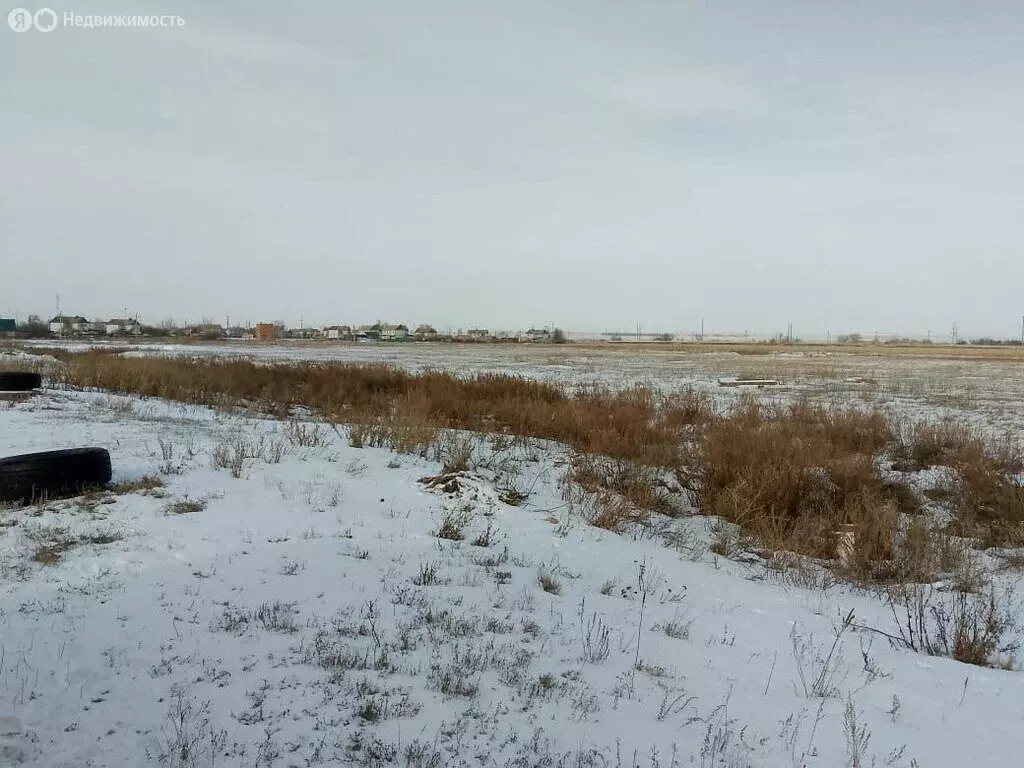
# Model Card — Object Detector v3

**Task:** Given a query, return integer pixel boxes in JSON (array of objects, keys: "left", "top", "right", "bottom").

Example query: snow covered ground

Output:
[{"left": 1, "top": 388, "right": 1022, "bottom": 767}]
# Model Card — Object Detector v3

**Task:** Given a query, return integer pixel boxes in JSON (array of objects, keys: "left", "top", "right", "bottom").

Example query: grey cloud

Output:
[{"left": 1, "top": 0, "right": 1021, "bottom": 338}]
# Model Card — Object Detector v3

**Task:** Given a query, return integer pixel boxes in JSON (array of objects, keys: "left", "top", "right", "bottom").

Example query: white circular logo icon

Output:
[
  {"left": 34, "top": 7, "right": 57, "bottom": 32},
  {"left": 8, "top": 8, "right": 33, "bottom": 31}
]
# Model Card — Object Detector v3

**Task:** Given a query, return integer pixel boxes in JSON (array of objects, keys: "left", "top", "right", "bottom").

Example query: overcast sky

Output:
[{"left": 2, "top": 1, "right": 1022, "bottom": 337}]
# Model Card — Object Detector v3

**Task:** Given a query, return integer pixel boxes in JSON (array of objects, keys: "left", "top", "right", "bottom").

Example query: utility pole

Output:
[
  {"left": 1020, "top": 315, "right": 1023, "bottom": 344},
  {"left": 700, "top": 318, "right": 705, "bottom": 342}
]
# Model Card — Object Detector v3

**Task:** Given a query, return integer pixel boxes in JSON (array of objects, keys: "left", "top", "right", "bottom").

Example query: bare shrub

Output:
[
  {"left": 285, "top": 419, "right": 328, "bottom": 448},
  {"left": 211, "top": 436, "right": 261, "bottom": 478},
  {"left": 946, "top": 449, "right": 1024, "bottom": 547},
  {"left": 165, "top": 497, "right": 206, "bottom": 516},
  {"left": 255, "top": 600, "right": 300, "bottom": 633},
  {"left": 213, "top": 606, "right": 252, "bottom": 634},
  {"left": 471, "top": 520, "right": 498, "bottom": 548},
  {"left": 842, "top": 696, "right": 872, "bottom": 768},
  {"left": 790, "top": 610, "right": 854, "bottom": 698},
  {"left": 538, "top": 567, "right": 562, "bottom": 595},
  {"left": 880, "top": 480, "right": 923, "bottom": 516},
  {"left": 150, "top": 688, "right": 227, "bottom": 768},
  {"left": 657, "top": 611, "right": 694, "bottom": 641},
  {"left": 436, "top": 510, "right": 471, "bottom": 541},
  {"left": 891, "top": 419, "right": 979, "bottom": 471},
  {"left": 344, "top": 458, "right": 368, "bottom": 477},
  {"left": 834, "top": 495, "right": 899, "bottom": 583},
  {"left": 412, "top": 561, "right": 441, "bottom": 586},
  {"left": 886, "top": 583, "right": 1020, "bottom": 667},
  {"left": 578, "top": 600, "right": 611, "bottom": 663},
  {"left": 659, "top": 388, "right": 713, "bottom": 429},
  {"left": 709, "top": 521, "right": 740, "bottom": 558},
  {"left": 436, "top": 432, "right": 475, "bottom": 473},
  {"left": 263, "top": 438, "right": 287, "bottom": 464},
  {"left": 892, "top": 515, "right": 937, "bottom": 582},
  {"left": 278, "top": 558, "right": 306, "bottom": 576},
  {"left": 348, "top": 423, "right": 370, "bottom": 448},
  {"left": 569, "top": 452, "right": 678, "bottom": 529},
  {"left": 427, "top": 662, "right": 479, "bottom": 698}
]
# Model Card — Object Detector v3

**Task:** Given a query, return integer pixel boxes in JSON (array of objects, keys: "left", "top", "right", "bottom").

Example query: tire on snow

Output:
[
  {"left": 0, "top": 448, "right": 112, "bottom": 504},
  {"left": 0, "top": 372, "right": 42, "bottom": 392}
]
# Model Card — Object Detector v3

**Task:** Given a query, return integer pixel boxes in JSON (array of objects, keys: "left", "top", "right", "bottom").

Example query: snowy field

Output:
[
  {"left": 25, "top": 340, "right": 1024, "bottom": 436},
  {"left": 2, "top": 386, "right": 1023, "bottom": 767}
]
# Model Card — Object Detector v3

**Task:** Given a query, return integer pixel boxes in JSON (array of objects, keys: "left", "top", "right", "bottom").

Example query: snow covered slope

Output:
[{"left": 0, "top": 390, "right": 1021, "bottom": 767}]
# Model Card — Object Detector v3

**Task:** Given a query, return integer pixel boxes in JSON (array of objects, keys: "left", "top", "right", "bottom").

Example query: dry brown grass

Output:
[
  {"left": 947, "top": 459, "right": 1024, "bottom": 547},
  {"left": 56, "top": 352, "right": 679, "bottom": 467},
  {"left": 889, "top": 420, "right": 1023, "bottom": 545},
  {"left": 891, "top": 419, "right": 978, "bottom": 472},
  {"left": 111, "top": 476, "right": 166, "bottom": 495},
  {"left": 29, "top": 528, "right": 124, "bottom": 565},
  {"left": 569, "top": 453, "right": 680, "bottom": 531},
  {"left": 165, "top": 497, "right": 207, "bottom": 516},
  {"left": 680, "top": 400, "right": 895, "bottom": 560},
  {"left": 32, "top": 542, "right": 69, "bottom": 565},
  {"left": 53, "top": 350, "right": 1024, "bottom": 566}
]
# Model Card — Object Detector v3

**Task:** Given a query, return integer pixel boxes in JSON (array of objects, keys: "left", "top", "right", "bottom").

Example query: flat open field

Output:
[
  {"left": 27, "top": 340, "right": 1024, "bottom": 435},
  {"left": 3, "top": 341, "right": 1023, "bottom": 767},
  {"left": 0, "top": 385, "right": 1020, "bottom": 767}
]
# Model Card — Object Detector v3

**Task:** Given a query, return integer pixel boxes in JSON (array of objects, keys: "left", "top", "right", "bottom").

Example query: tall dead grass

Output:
[
  {"left": 679, "top": 400, "right": 899, "bottom": 560},
  {"left": 948, "top": 456, "right": 1024, "bottom": 547},
  {"left": 891, "top": 419, "right": 978, "bottom": 472},
  {"left": 55, "top": 352, "right": 682, "bottom": 466},
  {"left": 890, "top": 419, "right": 1024, "bottom": 547},
  {"left": 54, "top": 352, "right": 1024, "bottom": 559}
]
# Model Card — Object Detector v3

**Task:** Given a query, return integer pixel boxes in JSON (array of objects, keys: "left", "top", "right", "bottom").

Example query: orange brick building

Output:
[{"left": 255, "top": 323, "right": 277, "bottom": 341}]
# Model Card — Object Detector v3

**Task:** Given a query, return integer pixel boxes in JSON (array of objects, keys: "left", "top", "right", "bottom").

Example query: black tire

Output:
[
  {"left": 0, "top": 448, "right": 112, "bottom": 504},
  {"left": 0, "top": 372, "right": 42, "bottom": 392}
]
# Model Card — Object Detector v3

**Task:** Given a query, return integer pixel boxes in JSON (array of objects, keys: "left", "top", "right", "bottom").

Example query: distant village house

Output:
[
  {"left": 184, "top": 324, "right": 226, "bottom": 340},
  {"left": 105, "top": 318, "right": 142, "bottom": 336},
  {"left": 325, "top": 325, "right": 353, "bottom": 340},
  {"left": 255, "top": 323, "right": 278, "bottom": 341},
  {"left": 352, "top": 323, "right": 409, "bottom": 341},
  {"left": 48, "top": 315, "right": 90, "bottom": 335},
  {"left": 285, "top": 326, "right": 321, "bottom": 340},
  {"left": 379, "top": 323, "right": 409, "bottom": 341}
]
